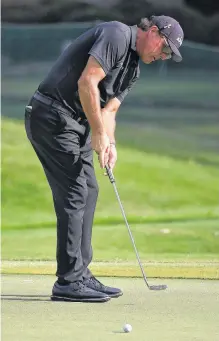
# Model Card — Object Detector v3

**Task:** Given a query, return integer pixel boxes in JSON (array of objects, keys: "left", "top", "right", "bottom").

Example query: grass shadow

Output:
[{"left": 1, "top": 294, "right": 50, "bottom": 302}]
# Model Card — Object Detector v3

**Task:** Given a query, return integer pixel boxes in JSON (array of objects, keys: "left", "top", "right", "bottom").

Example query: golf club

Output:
[{"left": 105, "top": 165, "right": 167, "bottom": 291}]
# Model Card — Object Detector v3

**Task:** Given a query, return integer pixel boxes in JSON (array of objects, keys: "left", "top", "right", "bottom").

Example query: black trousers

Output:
[{"left": 25, "top": 98, "right": 99, "bottom": 282}]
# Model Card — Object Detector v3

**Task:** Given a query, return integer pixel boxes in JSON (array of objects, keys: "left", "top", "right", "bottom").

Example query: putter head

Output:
[{"left": 149, "top": 284, "right": 167, "bottom": 291}]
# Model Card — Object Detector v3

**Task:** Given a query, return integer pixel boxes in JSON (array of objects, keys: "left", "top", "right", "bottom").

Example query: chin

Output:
[
  {"left": 142, "top": 56, "right": 153, "bottom": 64},
  {"left": 143, "top": 59, "right": 152, "bottom": 64}
]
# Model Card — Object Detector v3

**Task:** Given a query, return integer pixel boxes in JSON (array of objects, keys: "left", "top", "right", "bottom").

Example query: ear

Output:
[{"left": 149, "top": 25, "right": 159, "bottom": 35}]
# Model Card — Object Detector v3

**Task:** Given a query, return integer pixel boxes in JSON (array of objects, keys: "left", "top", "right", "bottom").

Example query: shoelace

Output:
[
  {"left": 72, "top": 281, "right": 87, "bottom": 292},
  {"left": 88, "top": 277, "right": 105, "bottom": 289}
]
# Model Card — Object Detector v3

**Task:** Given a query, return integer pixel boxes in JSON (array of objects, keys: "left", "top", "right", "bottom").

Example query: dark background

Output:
[{"left": 2, "top": 0, "right": 219, "bottom": 46}]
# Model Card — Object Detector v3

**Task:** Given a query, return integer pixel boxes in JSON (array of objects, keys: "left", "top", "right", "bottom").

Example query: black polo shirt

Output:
[{"left": 38, "top": 21, "right": 140, "bottom": 118}]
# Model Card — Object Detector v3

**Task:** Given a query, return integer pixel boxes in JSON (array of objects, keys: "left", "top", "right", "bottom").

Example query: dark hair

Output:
[{"left": 137, "top": 18, "right": 153, "bottom": 31}]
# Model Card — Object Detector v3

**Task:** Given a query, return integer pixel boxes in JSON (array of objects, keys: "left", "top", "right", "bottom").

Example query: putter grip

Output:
[{"left": 105, "top": 165, "right": 115, "bottom": 183}]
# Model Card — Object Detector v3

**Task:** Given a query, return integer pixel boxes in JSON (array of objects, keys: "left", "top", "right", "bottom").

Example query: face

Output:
[{"left": 137, "top": 26, "right": 172, "bottom": 64}]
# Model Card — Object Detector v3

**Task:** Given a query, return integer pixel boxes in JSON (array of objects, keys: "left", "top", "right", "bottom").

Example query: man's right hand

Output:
[{"left": 91, "top": 132, "right": 110, "bottom": 168}]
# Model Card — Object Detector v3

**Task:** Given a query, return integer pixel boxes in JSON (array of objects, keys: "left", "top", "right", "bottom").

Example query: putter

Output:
[{"left": 105, "top": 165, "right": 167, "bottom": 291}]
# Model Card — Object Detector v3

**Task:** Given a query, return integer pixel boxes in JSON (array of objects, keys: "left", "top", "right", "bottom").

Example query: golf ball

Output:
[{"left": 123, "top": 324, "right": 132, "bottom": 333}]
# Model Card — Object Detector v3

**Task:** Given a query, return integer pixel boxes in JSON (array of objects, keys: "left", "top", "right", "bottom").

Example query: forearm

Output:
[
  {"left": 102, "top": 97, "right": 121, "bottom": 143},
  {"left": 102, "top": 110, "right": 116, "bottom": 144},
  {"left": 78, "top": 80, "right": 105, "bottom": 133}
]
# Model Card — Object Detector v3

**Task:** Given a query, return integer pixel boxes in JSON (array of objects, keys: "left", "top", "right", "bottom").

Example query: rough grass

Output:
[
  {"left": 2, "top": 71, "right": 219, "bottom": 280},
  {"left": 2, "top": 220, "right": 219, "bottom": 279},
  {"left": 2, "top": 118, "right": 219, "bottom": 229},
  {"left": 2, "top": 220, "right": 219, "bottom": 260}
]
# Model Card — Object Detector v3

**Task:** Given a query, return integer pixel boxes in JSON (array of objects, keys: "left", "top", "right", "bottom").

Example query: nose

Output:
[{"left": 160, "top": 53, "right": 168, "bottom": 60}]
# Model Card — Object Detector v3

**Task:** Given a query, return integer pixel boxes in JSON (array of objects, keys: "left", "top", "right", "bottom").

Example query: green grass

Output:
[
  {"left": 116, "top": 122, "right": 219, "bottom": 166},
  {"left": 2, "top": 71, "right": 219, "bottom": 273},
  {"left": 122, "top": 72, "right": 219, "bottom": 109},
  {"left": 2, "top": 275, "right": 219, "bottom": 341},
  {"left": 2, "top": 260, "right": 219, "bottom": 279},
  {"left": 2, "top": 220, "right": 219, "bottom": 261},
  {"left": 2, "top": 118, "right": 219, "bottom": 229},
  {"left": 2, "top": 220, "right": 219, "bottom": 279}
]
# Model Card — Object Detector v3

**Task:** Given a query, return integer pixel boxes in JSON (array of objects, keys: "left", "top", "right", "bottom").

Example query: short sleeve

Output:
[
  {"left": 116, "top": 66, "right": 140, "bottom": 103},
  {"left": 89, "top": 25, "right": 128, "bottom": 74}
]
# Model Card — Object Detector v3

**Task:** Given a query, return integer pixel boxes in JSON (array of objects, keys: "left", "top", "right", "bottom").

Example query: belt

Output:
[{"left": 33, "top": 91, "right": 87, "bottom": 124}]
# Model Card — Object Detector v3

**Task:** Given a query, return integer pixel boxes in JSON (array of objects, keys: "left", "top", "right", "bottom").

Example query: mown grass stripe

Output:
[
  {"left": 2, "top": 261, "right": 219, "bottom": 279},
  {"left": 2, "top": 216, "right": 219, "bottom": 230}
]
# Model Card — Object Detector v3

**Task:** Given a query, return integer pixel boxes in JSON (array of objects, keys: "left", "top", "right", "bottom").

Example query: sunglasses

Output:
[
  {"left": 162, "top": 36, "right": 172, "bottom": 59},
  {"left": 150, "top": 17, "right": 173, "bottom": 59}
]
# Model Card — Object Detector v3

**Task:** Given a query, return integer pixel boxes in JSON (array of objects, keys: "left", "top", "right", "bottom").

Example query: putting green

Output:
[{"left": 2, "top": 275, "right": 219, "bottom": 341}]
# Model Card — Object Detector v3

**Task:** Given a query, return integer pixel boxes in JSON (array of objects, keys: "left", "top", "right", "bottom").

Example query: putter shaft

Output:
[{"left": 105, "top": 165, "right": 167, "bottom": 291}]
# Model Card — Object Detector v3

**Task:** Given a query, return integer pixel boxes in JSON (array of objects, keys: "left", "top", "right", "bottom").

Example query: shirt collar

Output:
[{"left": 130, "top": 25, "right": 138, "bottom": 51}]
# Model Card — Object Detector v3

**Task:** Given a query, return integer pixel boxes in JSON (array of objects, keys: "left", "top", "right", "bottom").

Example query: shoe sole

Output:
[
  {"left": 109, "top": 292, "right": 123, "bottom": 298},
  {"left": 50, "top": 295, "right": 111, "bottom": 303}
]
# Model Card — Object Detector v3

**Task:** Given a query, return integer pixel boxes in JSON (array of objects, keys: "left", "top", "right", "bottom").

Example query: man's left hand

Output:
[{"left": 107, "top": 144, "right": 117, "bottom": 170}]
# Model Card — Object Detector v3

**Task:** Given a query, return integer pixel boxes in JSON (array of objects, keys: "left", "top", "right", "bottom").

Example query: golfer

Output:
[{"left": 25, "top": 15, "right": 184, "bottom": 303}]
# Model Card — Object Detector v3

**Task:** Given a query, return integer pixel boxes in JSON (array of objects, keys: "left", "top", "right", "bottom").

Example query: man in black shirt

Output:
[{"left": 25, "top": 15, "right": 184, "bottom": 303}]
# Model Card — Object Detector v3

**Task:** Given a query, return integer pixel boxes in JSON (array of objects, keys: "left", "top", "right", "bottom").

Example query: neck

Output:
[{"left": 136, "top": 28, "right": 147, "bottom": 56}]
